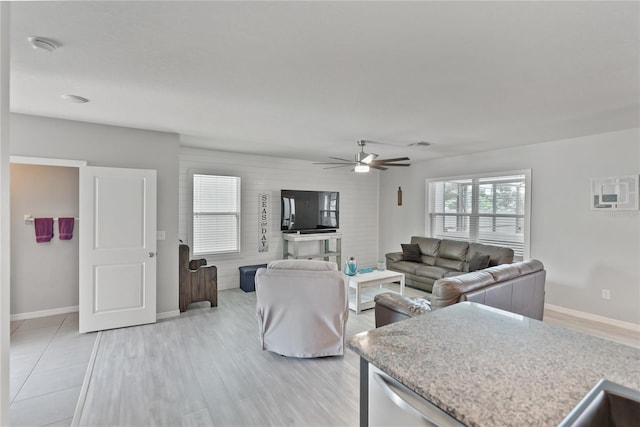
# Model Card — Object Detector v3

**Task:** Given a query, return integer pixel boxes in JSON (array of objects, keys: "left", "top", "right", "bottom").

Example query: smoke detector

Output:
[
  {"left": 61, "top": 94, "right": 89, "bottom": 104},
  {"left": 27, "top": 36, "right": 58, "bottom": 53}
]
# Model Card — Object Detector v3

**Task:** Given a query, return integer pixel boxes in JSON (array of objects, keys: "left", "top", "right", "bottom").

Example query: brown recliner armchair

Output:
[{"left": 179, "top": 244, "right": 218, "bottom": 312}]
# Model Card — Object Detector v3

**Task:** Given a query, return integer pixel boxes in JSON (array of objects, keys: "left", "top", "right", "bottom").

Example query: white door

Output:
[{"left": 79, "top": 166, "right": 157, "bottom": 333}]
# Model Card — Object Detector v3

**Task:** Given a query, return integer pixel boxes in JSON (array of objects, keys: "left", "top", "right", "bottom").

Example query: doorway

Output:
[{"left": 10, "top": 163, "right": 80, "bottom": 319}]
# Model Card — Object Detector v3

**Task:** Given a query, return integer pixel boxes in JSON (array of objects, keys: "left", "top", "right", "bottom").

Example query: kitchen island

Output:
[{"left": 347, "top": 302, "right": 640, "bottom": 426}]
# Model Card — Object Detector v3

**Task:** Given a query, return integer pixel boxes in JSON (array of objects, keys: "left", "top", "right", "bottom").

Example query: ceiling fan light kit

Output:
[{"left": 354, "top": 164, "right": 370, "bottom": 173}]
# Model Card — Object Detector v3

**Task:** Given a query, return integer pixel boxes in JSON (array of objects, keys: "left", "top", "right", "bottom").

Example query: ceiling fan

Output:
[{"left": 314, "top": 140, "right": 411, "bottom": 173}]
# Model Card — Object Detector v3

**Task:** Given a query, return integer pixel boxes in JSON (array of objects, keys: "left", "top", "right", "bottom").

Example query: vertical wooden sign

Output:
[{"left": 258, "top": 193, "right": 270, "bottom": 252}]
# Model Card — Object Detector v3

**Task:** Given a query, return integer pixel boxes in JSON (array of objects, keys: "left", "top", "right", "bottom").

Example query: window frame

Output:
[
  {"left": 425, "top": 169, "right": 532, "bottom": 260},
  {"left": 189, "top": 170, "right": 242, "bottom": 257}
]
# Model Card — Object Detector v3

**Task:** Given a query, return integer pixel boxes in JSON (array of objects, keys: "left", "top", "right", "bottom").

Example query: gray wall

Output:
[
  {"left": 379, "top": 128, "right": 640, "bottom": 325},
  {"left": 179, "top": 147, "right": 380, "bottom": 290},
  {"left": 10, "top": 113, "right": 180, "bottom": 315},
  {"left": 10, "top": 164, "right": 79, "bottom": 314}
]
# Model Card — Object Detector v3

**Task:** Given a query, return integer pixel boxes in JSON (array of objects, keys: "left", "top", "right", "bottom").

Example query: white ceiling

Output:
[{"left": 9, "top": 1, "right": 640, "bottom": 163}]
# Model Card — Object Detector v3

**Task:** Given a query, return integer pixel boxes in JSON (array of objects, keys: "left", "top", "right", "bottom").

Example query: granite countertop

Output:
[{"left": 347, "top": 302, "right": 640, "bottom": 426}]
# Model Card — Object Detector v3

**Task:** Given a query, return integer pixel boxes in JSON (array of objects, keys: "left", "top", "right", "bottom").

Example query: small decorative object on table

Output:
[
  {"left": 376, "top": 260, "right": 385, "bottom": 271},
  {"left": 358, "top": 267, "right": 374, "bottom": 274},
  {"left": 345, "top": 257, "right": 358, "bottom": 276}
]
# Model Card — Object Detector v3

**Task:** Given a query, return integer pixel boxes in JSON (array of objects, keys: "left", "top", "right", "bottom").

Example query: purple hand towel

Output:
[
  {"left": 34, "top": 218, "right": 54, "bottom": 243},
  {"left": 58, "top": 217, "right": 75, "bottom": 240}
]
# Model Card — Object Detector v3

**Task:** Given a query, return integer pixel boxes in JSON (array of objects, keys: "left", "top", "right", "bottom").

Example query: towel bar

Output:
[{"left": 24, "top": 214, "right": 80, "bottom": 224}]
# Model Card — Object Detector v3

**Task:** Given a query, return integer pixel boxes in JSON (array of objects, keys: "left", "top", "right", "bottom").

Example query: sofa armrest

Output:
[
  {"left": 386, "top": 252, "right": 404, "bottom": 262},
  {"left": 374, "top": 293, "right": 431, "bottom": 327},
  {"left": 431, "top": 271, "right": 496, "bottom": 310}
]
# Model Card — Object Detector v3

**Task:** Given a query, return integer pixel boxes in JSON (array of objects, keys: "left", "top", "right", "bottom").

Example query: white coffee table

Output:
[{"left": 347, "top": 270, "right": 405, "bottom": 313}]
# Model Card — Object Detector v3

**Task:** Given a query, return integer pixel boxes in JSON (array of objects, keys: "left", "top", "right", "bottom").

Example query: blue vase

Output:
[{"left": 345, "top": 257, "right": 358, "bottom": 276}]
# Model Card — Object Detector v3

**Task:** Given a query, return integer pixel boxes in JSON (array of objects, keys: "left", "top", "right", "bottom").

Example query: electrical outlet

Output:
[{"left": 602, "top": 289, "right": 611, "bottom": 300}]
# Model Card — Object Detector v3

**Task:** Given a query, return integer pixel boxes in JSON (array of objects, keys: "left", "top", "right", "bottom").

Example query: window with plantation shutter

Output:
[
  {"left": 192, "top": 174, "right": 241, "bottom": 256},
  {"left": 426, "top": 171, "right": 530, "bottom": 261}
]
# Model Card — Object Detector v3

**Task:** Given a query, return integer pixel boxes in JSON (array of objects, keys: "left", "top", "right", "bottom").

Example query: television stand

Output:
[
  {"left": 282, "top": 232, "right": 342, "bottom": 268},
  {"left": 300, "top": 229, "right": 336, "bottom": 234}
]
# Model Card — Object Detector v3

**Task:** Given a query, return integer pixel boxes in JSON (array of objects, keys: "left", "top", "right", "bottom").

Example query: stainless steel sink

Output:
[{"left": 559, "top": 379, "right": 640, "bottom": 427}]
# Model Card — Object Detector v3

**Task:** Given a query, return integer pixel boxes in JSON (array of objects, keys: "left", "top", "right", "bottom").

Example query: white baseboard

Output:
[
  {"left": 157, "top": 310, "right": 180, "bottom": 320},
  {"left": 12, "top": 307, "right": 182, "bottom": 322},
  {"left": 11, "top": 305, "right": 79, "bottom": 321},
  {"left": 545, "top": 303, "right": 640, "bottom": 333}
]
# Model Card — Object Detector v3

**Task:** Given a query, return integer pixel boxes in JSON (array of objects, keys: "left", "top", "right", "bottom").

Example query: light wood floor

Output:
[
  {"left": 76, "top": 288, "right": 377, "bottom": 426},
  {"left": 543, "top": 308, "right": 639, "bottom": 349},
  {"left": 11, "top": 285, "right": 639, "bottom": 426}
]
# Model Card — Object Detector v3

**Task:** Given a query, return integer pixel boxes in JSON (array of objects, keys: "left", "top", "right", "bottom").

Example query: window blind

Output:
[
  {"left": 427, "top": 173, "right": 527, "bottom": 260},
  {"left": 192, "top": 174, "right": 240, "bottom": 255}
]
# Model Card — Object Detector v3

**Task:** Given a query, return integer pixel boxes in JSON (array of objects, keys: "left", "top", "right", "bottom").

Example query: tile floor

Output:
[{"left": 10, "top": 313, "right": 97, "bottom": 427}]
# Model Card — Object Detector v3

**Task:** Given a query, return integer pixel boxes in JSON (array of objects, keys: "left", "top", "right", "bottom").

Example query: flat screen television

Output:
[{"left": 281, "top": 189, "right": 339, "bottom": 233}]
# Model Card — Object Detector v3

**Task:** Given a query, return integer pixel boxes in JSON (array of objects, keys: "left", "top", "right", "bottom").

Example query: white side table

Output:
[{"left": 347, "top": 270, "right": 405, "bottom": 313}]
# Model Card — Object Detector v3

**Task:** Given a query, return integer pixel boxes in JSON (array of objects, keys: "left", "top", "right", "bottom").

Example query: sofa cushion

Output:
[
  {"left": 401, "top": 243, "right": 422, "bottom": 262},
  {"left": 435, "top": 256, "right": 465, "bottom": 271},
  {"left": 435, "top": 240, "right": 468, "bottom": 271},
  {"left": 438, "top": 240, "right": 469, "bottom": 260},
  {"left": 410, "top": 236, "right": 441, "bottom": 257},
  {"left": 416, "top": 265, "right": 456, "bottom": 280},
  {"left": 469, "top": 252, "right": 491, "bottom": 272},
  {"left": 388, "top": 260, "right": 420, "bottom": 275},
  {"left": 467, "top": 243, "right": 514, "bottom": 267},
  {"left": 420, "top": 255, "right": 437, "bottom": 266}
]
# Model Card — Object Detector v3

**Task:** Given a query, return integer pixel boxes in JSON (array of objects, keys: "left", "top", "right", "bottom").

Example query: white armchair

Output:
[{"left": 255, "top": 259, "right": 348, "bottom": 358}]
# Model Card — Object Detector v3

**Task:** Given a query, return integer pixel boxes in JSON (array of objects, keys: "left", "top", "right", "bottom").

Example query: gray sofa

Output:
[
  {"left": 375, "top": 259, "right": 546, "bottom": 327},
  {"left": 386, "top": 236, "right": 514, "bottom": 292}
]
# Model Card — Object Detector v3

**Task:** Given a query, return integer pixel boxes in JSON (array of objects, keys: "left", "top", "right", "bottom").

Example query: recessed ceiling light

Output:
[
  {"left": 27, "top": 36, "right": 58, "bottom": 53},
  {"left": 61, "top": 94, "right": 89, "bottom": 104}
]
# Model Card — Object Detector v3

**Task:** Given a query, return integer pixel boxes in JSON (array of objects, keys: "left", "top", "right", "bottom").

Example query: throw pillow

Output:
[
  {"left": 469, "top": 252, "right": 491, "bottom": 272},
  {"left": 401, "top": 243, "right": 422, "bottom": 262}
]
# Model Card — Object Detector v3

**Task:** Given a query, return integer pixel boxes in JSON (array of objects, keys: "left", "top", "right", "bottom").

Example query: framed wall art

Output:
[{"left": 591, "top": 175, "right": 639, "bottom": 210}]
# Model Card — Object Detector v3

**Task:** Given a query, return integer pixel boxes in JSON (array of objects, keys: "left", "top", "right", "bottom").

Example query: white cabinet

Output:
[{"left": 282, "top": 232, "right": 342, "bottom": 267}]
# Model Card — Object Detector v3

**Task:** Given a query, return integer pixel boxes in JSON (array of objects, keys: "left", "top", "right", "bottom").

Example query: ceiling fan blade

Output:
[
  {"left": 313, "top": 162, "right": 356, "bottom": 165},
  {"left": 369, "top": 165, "right": 388, "bottom": 171},
  {"left": 328, "top": 156, "right": 354, "bottom": 162},
  {"left": 323, "top": 165, "right": 353, "bottom": 169},
  {"left": 371, "top": 157, "right": 411, "bottom": 163},
  {"left": 377, "top": 163, "right": 411, "bottom": 167}
]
